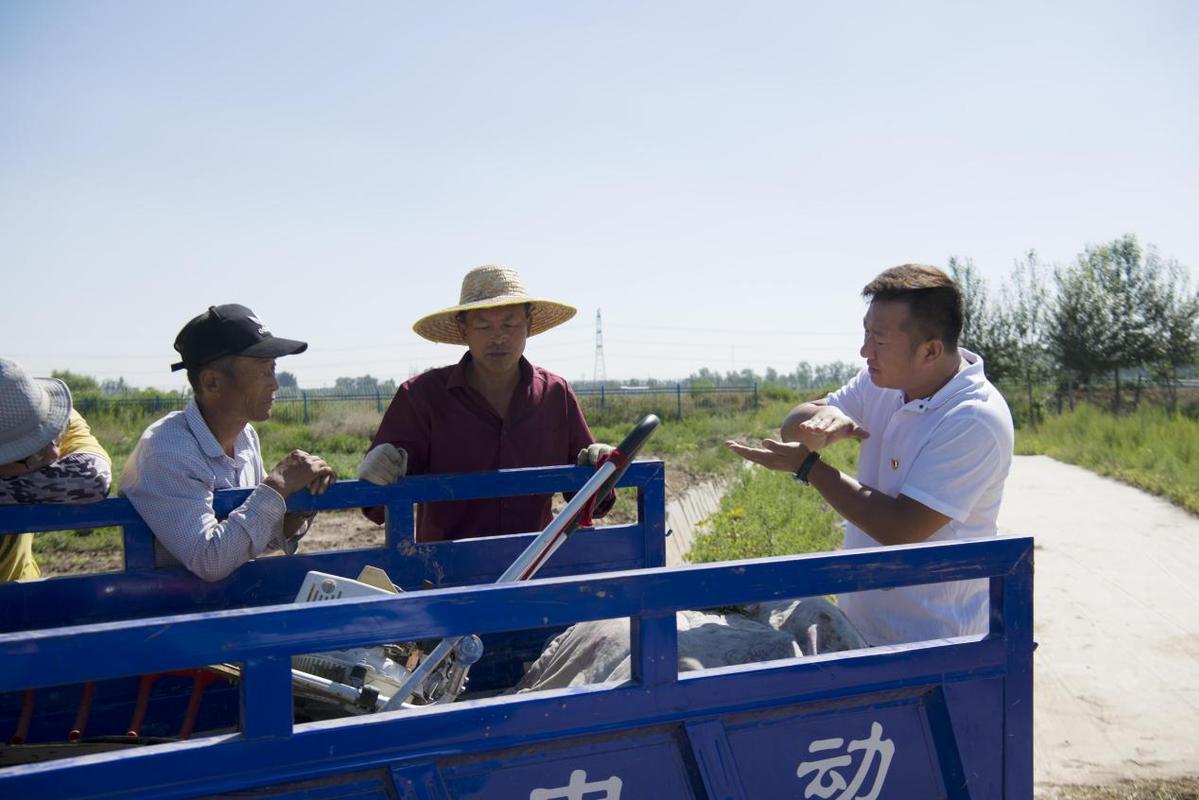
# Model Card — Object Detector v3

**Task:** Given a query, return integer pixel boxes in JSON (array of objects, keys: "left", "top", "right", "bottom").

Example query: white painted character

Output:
[
  {"left": 796, "top": 721, "right": 895, "bottom": 800},
  {"left": 529, "top": 768, "right": 623, "bottom": 800}
]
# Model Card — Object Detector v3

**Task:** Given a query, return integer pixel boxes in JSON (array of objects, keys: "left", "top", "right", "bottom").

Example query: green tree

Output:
[
  {"left": 51, "top": 370, "right": 99, "bottom": 394},
  {"left": 1002, "top": 251, "right": 1052, "bottom": 425},
  {"left": 793, "top": 361, "right": 814, "bottom": 389},
  {"left": 1050, "top": 235, "right": 1160, "bottom": 412},
  {"left": 949, "top": 256, "right": 1020, "bottom": 383},
  {"left": 1147, "top": 255, "right": 1199, "bottom": 410}
]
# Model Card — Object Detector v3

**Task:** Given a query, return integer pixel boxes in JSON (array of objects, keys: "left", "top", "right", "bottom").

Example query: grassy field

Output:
[
  {"left": 686, "top": 439, "right": 859, "bottom": 563},
  {"left": 686, "top": 400, "right": 1199, "bottom": 566},
  {"left": 29, "top": 394, "right": 1199, "bottom": 573},
  {"left": 1016, "top": 404, "right": 1199, "bottom": 516}
]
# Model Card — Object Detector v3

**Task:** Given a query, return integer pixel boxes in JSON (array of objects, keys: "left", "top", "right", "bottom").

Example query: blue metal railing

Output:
[{"left": 0, "top": 464, "right": 1033, "bottom": 800}]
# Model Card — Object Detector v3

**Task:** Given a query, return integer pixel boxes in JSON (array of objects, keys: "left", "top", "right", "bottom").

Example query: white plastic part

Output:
[{"left": 295, "top": 571, "right": 394, "bottom": 603}]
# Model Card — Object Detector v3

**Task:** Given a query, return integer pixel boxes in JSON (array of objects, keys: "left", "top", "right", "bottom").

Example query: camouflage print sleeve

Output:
[{"left": 0, "top": 452, "right": 113, "bottom": 505}]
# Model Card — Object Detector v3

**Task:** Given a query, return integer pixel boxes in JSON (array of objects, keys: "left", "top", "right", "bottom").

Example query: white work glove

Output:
[
  {"left": 576, "top": 443, "right": 615, "bottom": 467},
  {"left": 356, "top": 444, "right": 409, "bottom": 485}
]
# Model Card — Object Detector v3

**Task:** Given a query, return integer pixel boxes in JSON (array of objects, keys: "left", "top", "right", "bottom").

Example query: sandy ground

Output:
[{"left": 998, "top": 456, "right": 1199, "bottom": 789}]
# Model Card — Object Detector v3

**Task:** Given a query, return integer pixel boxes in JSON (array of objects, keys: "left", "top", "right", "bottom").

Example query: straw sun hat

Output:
[
  {"left": 0, "top": 358, "right": 72, "bottom": 465},
  {"left": 413, "top": 265, "right": 577, "bottom": 345}
]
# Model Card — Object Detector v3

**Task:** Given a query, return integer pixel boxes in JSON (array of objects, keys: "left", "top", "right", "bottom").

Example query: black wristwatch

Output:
[{"left": 793, "top": 449, "right": 821, "bottom": 485}]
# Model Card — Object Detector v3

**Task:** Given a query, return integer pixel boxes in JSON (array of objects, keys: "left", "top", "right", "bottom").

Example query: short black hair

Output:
[
  {"left": 862, "top": 264, "right": 964, "bottom": 350},
  {"left": 186, "top": 355, "right": 237, "bottom": 395}
]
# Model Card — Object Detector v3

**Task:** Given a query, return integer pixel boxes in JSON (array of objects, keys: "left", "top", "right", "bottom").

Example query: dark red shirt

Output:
[{"left": 366, "top": 355, "right": 611, "bottom": 541}]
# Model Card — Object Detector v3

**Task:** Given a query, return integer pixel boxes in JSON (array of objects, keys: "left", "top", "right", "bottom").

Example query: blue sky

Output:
[{"left": 3, "top": 1, "right": 1196, "bottom": 389}]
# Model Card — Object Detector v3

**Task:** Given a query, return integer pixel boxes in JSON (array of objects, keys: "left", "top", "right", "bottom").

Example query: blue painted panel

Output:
[
  {"left": 205, "top": 770, "right": 395, "bottom": 799},
  {"left": 0, "top": 640, "right": 1018, "bottom": 799},
  {"left": 684, "top": 718, "right": 747, "bottom": 800},
  {"left": 390, "top": 762, "right": 451, "bottom": 800},
  {"left": 942, "top": 679, "right": 1004, "bottom": 800},
  {"left": 724, "top": 701, "right": 945, "bottom": 800},
  {"left": 0, "top": 542, "right": 1027, "bottom": 693},
  {"left": 439, "top": 729, "right": 698, "bottom": 799}
]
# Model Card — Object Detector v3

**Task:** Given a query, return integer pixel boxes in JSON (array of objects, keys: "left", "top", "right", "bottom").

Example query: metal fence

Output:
[
  {"left": 73, "top": 384, "right": 759, "bottom": 423},
  {"left": 74, "top": 392, "right": 387, "bottom": 424},
  {"left": 576, "top": 384, "right": 758, "bottom": 420}
]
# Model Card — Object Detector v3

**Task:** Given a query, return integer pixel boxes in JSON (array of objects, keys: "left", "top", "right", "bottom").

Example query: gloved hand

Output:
[
  {"left": 576, "top": 443, "right": 615, "bottom": 467},
  {"left": 356, "top": 444, "right": 409, "bottom": 485}
]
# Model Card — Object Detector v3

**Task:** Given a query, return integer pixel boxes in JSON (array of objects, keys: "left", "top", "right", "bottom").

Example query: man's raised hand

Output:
[
  {"left": 356, "top": 444, "right": 408, "bottom": 485},
  {"left": 264, "top": 450, "right": 337, "bottom": 498},
  {"left": 783, "top": 405, "right": 869, "bottom": 450}
]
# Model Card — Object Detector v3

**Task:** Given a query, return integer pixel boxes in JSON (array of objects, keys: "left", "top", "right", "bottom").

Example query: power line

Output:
[{"left": 605, "top": 321, "right": 860, "bottom": 337}]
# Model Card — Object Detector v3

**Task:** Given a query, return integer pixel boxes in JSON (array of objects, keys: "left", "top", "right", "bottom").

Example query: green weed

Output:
[
  {"left": 1016, "top": 403, "right": 1199, "bottom": 515},
  {"left": 686, "top": 439, "right": 860, "bottom": 563}
]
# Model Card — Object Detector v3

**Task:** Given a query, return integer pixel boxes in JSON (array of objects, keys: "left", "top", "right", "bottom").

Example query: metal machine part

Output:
[
  {"left": 293, "top": 415, "right": 661, "bottom": 718},
  {"left": 289, "top": 571, "right": 486, "bottom": 717}
]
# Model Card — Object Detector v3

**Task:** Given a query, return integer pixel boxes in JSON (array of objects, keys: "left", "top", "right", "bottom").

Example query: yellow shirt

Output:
[
  {"left": 59, "top": 409, "right": 108, "bottom": 459},
  {"left": 0, "top": 410, "right": 111, "bottom": 582}
]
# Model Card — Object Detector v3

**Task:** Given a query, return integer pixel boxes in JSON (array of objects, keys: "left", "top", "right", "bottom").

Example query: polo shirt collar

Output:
[
  {"left": 447, "top": 353, "right": 535, "bottom": 392},
  {"left": 905, "top": 349, "right": 985, "bottom": 414},
  {"left": 184, "top": 399, "right": 252, "bottom": 460}
]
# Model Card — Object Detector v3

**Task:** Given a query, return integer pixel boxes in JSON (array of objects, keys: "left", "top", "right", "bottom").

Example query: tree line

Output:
[{"left": 951, "top": 234, "right": 1199, "bottom": 420}]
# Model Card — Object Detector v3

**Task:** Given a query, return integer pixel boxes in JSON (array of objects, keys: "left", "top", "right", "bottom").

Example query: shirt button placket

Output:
[{"left": 498, "top": 422, "right": 508, "bottom": 530}]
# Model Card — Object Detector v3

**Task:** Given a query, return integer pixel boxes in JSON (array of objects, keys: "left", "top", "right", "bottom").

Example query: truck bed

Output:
[{"left": 0, "top": 461, "right": 1033, "bottom": 799}]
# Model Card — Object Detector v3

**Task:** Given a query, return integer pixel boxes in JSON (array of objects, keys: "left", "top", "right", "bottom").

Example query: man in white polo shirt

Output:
[{"left": 728, "top": 264, "right": 1014, "bottom": 645}]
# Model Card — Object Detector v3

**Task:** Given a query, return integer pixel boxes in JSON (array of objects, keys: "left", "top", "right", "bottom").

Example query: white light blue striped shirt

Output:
[{"left": 121, "top": 400, "right": 297, "bottom": 581}]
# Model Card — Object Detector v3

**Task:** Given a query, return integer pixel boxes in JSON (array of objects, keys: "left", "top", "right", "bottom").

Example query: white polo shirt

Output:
[{"left": 826, "top": 349, "right": 1014, "bottom": 645}]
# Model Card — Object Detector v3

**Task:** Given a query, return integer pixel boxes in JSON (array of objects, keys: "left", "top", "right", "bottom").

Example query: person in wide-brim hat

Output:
[
  {"left": 412, "top": 264, "right": 577, "bottom": 345},
  {"left": 1, "top": 358, "right": 113, "bottom": 582},
  {"left": 358, "top": 264, "right": 615, "bottom": 543}
]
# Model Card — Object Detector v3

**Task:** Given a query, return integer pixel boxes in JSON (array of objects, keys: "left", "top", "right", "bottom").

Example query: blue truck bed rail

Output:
[{"left": 0, "top": 461, "right": 1033, "bottom": 799}]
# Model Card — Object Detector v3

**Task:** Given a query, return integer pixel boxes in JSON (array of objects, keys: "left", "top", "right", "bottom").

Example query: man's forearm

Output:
[
  {"left": 0, "top": 453, "right": 111, "bottom": 505},
  {"left": 807, "top": 460, "right": 941, "bottom": 546}
]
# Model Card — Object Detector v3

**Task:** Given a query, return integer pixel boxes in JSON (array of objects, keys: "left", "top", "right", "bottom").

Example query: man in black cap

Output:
[{"left": 121, "top": 304, "right": 336, "bottom": 581}]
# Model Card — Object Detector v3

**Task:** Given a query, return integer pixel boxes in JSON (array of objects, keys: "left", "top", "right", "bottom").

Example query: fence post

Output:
[
  {"left": 376, "top": 388, "right": 382, "bottom": 414},
  {"left": 302, "top": 391, "right": 309, "bottom": 424},
  {"left": 676, "top": 383, "right": 683, "bottom": 419},
  {"left": 600, "top": 384, "right": 605, "bottom": 414},
  {"left": 752, "top": 382, "right": 758, "bottom": 410}
]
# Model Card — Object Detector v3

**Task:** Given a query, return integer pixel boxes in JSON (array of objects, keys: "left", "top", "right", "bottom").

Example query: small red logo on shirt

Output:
[{"left": 890, "top": 458, "right": 899, "bottom": 470}]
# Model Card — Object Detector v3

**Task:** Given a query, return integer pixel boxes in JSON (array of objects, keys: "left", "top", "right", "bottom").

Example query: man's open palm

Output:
[{"left": 725, "top": 438, "right": 810, "bottom": 473}]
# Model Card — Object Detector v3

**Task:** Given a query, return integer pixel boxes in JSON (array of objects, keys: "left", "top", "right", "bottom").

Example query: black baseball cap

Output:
[{"left": 170, "top": 304, "right": 308, "bottom": 372}]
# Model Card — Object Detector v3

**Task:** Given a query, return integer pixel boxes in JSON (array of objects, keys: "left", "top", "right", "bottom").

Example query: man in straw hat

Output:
[
  {"left": 121, "top": 304, "right": 336, "bottom": 582},
  {"left": 1, "top": 358, "right": 112, "bottom": 582},
  {"left": 358, "top": 264, "right": 614, "bottom": 541}
]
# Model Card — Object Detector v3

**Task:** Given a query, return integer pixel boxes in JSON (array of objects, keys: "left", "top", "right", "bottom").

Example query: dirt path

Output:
[{"left": 997, "top": 455, "right": 1199, "bottom": 790}]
